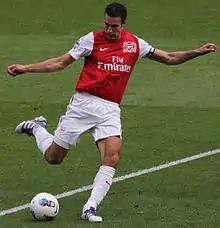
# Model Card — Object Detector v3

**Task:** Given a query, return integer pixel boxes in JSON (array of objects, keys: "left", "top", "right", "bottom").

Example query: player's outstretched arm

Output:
[
  {"left": 7, "top": 53, "right": 75, "bottom": 77},
  {"left": 150, "top": 43, "right": 216, "bottom": 65}
]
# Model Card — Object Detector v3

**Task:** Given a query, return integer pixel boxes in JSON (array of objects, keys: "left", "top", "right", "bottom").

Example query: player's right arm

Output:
[
  {"left": 8, "top": 32, "right": 93, "bottom": 77},
  {"left": 7, "top": 53, "right": 75, "bottom": 76}
]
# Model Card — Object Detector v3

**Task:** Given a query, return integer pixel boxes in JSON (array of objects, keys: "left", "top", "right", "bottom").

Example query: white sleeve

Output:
[
  {"left": 137, "top": 37, "right": 155, "bottom": 59},
  {"left": 68, "top": 32, "right": 94, "bottom": 60}
]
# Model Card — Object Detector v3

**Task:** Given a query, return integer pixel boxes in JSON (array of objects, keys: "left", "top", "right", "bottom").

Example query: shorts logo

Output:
[
  {"left": 123, "top": 41, "right": 137, "bottom": 53},
  {"left": 106, "top": 181, "right": 111, "bottom": 186},
  {"left": 59, "top": 126, "right": 65, "bottom": 133}
]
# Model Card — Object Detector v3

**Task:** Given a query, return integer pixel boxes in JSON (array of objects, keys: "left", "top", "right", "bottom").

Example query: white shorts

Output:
[{"left": 54, "top": 92, "right": 122, "bottom": 149}]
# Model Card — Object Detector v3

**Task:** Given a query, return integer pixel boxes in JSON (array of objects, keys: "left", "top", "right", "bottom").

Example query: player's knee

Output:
[
  {"left": 103, "top": 153, "right": 120, "bottom": 168},
  {"left": 44, "top": 143, "right": 68, "bottom": 165},
  {"left": 44, "top": 150, "right": 64, "bottom": 165},
  {"left": 45, "top": 155, "right": 64, "bottom": 165},
  {"left": 111, "top": 154, "right": 120, "bottom": 167}
]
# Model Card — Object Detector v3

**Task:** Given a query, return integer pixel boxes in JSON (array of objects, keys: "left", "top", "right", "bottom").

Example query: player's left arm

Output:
[{"left": 150, "top": 43, "right": 216, "bottom": 65}]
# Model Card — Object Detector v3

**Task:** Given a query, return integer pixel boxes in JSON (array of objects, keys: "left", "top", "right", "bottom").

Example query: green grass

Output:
[{"left": 0, "top": 0, "right": 220, "bottom": 227}]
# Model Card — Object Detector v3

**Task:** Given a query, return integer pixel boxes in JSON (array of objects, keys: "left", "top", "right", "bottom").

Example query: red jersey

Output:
[{"left": 69, "top": 29, "right": 154, "bottom": 104}]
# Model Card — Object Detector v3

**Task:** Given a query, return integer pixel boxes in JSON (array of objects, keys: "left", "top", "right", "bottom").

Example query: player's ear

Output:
[{"left": 122, "top": 19, "right": 126, "bottom": 26}]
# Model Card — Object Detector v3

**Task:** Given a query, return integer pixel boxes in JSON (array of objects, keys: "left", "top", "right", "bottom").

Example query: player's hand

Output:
[
  {"left": 198, "top": 43, "right": 217, "bottom": 55},
  {"left": 7, "top": 64, "right": 29, "bottom": 77}
]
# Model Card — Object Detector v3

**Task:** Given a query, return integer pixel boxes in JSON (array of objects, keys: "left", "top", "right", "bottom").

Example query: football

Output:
[{"left": 29, "top": 192, "right": 59, "bottom": 221}]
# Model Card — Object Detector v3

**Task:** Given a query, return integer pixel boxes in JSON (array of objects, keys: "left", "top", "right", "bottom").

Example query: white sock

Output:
[
  {"left": 33, "top": 126, "right": 53, "bottom": 154},
  {"left": 83, "top": 165, "right": 115, "bottom": 212}
]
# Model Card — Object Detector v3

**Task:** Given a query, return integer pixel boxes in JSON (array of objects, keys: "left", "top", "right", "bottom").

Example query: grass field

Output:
[{"left": 0, "top": 0, "right": 220, "bottom": 227}]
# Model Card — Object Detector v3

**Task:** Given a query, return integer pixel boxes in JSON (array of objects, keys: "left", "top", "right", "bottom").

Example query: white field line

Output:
[{"left": 1, "top": 148, "right": 220, "bottom": 217}]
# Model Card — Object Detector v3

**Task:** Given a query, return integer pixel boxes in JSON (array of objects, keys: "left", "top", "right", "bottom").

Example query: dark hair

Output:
[{"left": 105, "top": 2, "right": 127, "bottom": 23}]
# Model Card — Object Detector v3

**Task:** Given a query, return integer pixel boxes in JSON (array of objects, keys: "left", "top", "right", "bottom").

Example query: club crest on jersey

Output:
[{"left": 123, "top": 41, "right": 137, "bottom": 53}]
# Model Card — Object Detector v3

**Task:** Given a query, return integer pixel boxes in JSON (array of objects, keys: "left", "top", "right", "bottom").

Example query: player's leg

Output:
[
  {"left": 15, "top": 93, "right": 98, "bottom": 165},
  {"left": 44, "top": 142, "right": 68, "bottom": 164},
  {"left": 15, "top": 116, "right": 69, "bottom": 164},
  {"left": 81, "top": 136, "right": 121, "bottom": 222},
  {"left": 96, "top": 138, "right": 105, "bottom": 163},
  {"left": 81, "top": 96, "right": 122, "bottom": 222},
  {"left": 98, "top": 136, "right": 121, "bottom": 167}
]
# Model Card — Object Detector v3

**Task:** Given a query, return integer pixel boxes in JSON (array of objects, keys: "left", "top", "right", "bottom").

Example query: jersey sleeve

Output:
[
  {"left": 137, "top": 37, "right": 155, "bottom": 59},
  {"left": 68, "top": 32, "right": 94, "bottom": 60}
]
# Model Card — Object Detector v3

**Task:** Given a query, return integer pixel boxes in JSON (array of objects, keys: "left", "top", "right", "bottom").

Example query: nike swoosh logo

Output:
[{"left": 100, "top": 48, "right": 108, "bottom": 51}]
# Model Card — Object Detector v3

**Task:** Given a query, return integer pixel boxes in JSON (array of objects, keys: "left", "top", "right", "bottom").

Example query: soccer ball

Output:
[{"left": 29, "top": 192, "right": 59, "bottom": 221}]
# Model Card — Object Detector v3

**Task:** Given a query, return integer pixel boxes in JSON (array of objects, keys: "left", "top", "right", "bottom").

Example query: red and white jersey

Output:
[{"left": 69, "top": 29, "right": 154, "bottom": 104}]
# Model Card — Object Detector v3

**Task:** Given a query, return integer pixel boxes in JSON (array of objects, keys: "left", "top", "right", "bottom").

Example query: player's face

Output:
[{"left": 104, "top": 14, "right": 125, "bottom": 40}]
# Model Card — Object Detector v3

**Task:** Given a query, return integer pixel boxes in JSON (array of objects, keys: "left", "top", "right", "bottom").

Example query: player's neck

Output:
[{"left": 105, "top": 29, "right": 124, "bottom": 41}]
